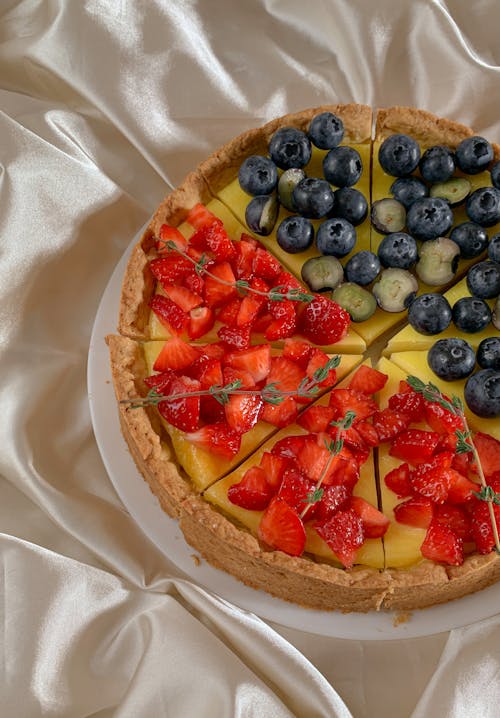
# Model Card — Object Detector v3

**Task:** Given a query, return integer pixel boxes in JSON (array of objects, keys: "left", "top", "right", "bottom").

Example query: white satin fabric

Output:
[{"left": 1, "top": 2, "right": 500, "bottom": 716}]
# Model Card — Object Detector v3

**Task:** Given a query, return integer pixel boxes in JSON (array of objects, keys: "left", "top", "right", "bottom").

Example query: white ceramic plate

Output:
[{"left": 88, "top": 225, "right": 500, "bottom": 640}]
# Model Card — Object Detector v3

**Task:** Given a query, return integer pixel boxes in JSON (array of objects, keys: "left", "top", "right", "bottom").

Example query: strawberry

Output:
[
  {"left": 315, "top": 485, "right": 350, "bottom": 521},
  {"left": 350, "top": 496, "right": 390, "bottom": 538},
  {"left": 275, "top": 270, "right": 303, "bottom": 293},
  {"left": 259, "top": 452, "right": 292, "bottom": 491},
  {"left": 163, "top": 284, "right": 203, "bottom": 312},
  {"left": 204, "top": 262, "right": 238, "bottom": 307},
  {"left": 265, "top": 299, "right": 297, "bottom": 341},
  {"left": 348, "top": 365, "right": 388, "bottom": 395},
  {"left": 434, "top": 504, "right": 472, "bottom": 541},
  {"left": 341, "top": 426, "right": 369, "bottom": 455},
  {"left": 149, "top": 294, "right": 189, "bottom": 335},
  {"left": 153, "top": 336, "right": 200, "bottom": 372},
  {"left": 197, "top": 358, "right": 223, "bottom": 388},
  {"left": 270, "top": 435, "right": 307, "bottom": 460},
  {"left": 260, "top": 396, "right": 298, "bottom": 427},
  {"left": 197, "top": 342, "right": 225, "bottom": 361},
  {"left": 258, "top": 497, "right": 306, "bottom": 556},
  {"left": 149, "top": 255, "right": 192, "bottom": 284},
  {"left": 297, "top": 295, "right": 350, "bottom": 345},
  {"left": 157, "top": 375, "right": 200, "bottom": 433},
  {"left": 451, "top": 450, "right": 473, "bottom": 477},
  {"left": 305, "top": 349, "right": 337, "bottom": 388},
  {"left": 224, "top": 344, "right": 271, "bottom": 383},
  {"left": 224, "top": 393, "right": 263, "bottom": 432},
  {"left": 185, "top": 203, "right": 218, "bottom": 229},
  {"left": 199, "top": 395, "right": 226, "bottom": 424},
  {"left": 218, "top": 297, "right": 242, "bottom": 326},
  {"left": 277, "top": 466, "right": 316, "bottom": 517},
  {"left": 222, "top": 366, "right": 256, "bottom": 389},
  {"left": 182, "top": 270, "right": 205, "bottom": 297},
  {"left": 187, "top": 306, "right": 215, "bottom": 340},
  {"left": 237, "top": 294, "right": 263, "bottom": 327},
  {"left": 329, "top": 388, "right": 378, "bottom": 422},
  {"left": 446, "top": 472, "right": 479, "bottom": 504},
  {"left": 253, "top": 247, "right": 281, "bottom": 280},
  {"left": 295, "top": 435, "right": 332, "bottom": 483},
  {"left": 185, "top": 422, "right": 242, "bottom": 458},
  {"left": 410, "top": 454, "right": 455, "bottom": 503},
  {"left": 232, "top": 238, "right": 257, "bottom": 279},
  {"left": 191, "top": 221, "right": 236, "bottom": 262},
  {"left": 421, "top": 520, "right": 464, "bottom": 565},
  {"left": 423, "top": 400, "right": 465, "bottom": 435},
  {"left": 144, "top": 370, "right": 174, "bottom": 394},
  {"left": 217, "top": 325, "right": 251, "bottom": 350},
  {"left": 251, "top": 312, "right": 273, "bottom": 334},
  {"left": 355, "top": 421, "right": 380, "bottom": 448},
  {"left": 393, "top": 496, "right": 434, "bottom": 528},
  {"left": 372, "top": 408, "right": 410, "bottom": 442},
  {"left": 227, "top": 466, "right": 273, "bottom": 510},
  {"left": 388, "top": 390, "right": 425, "bottom": 423},
  {"left": 267, "top": 356, "right": 304, "bottom": 396},
  {"left": 389, "top": 429, "right": 441, "bottom": 464},
  {"left": 470, "top": 501, "right": 500, "bottom": 554},
  {"left": 319, "top": 445, "right": 360, "bottom": 490},
  {"left": 473, "top": 432, "right": 500, "bottom": 478},
  {"left": 282, "top": 338, "right": 313, "bottom": 368},
  {"left": 297, "top": 405, "right": 335, "bottom": 433},
  {"left": 315, "top": 509, "right": 364, "bottom": 568},
  {"left": 157, "top": 224, "right": 188, "bottom": 253},
  {"left": 384, "top": 463, "right": 412, "bottom": 498}
]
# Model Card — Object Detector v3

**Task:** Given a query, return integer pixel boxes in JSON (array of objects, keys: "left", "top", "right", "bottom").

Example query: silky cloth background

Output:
[{"left": 1, "top": 1, "right": 500, "bottom": 716}]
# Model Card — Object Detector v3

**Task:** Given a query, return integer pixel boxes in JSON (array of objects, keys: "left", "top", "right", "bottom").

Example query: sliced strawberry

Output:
[
  {"left": 260, "top": 396, "right": 298, "bottom": 427},
  {"left": 217, "top": 297, "right": 241, "bottom": 326},
  {"left": 410, "top": 454, "right": 456, "bottom": 503},
  {"left": 446, "top": 472, "right": 479, "bottom": 504},
  {"left": 306, "top": 349, "right": 337, "bottom": 388},
  {"left": 297, "top": 405, "right": 336, "bottom": 433},
  {"left": 153, "top": 336, "right": 200, "bottom": 372},
  {"left": 185, "top": 203, "right": 218, "bottom": 230},
  {"left": 423, "top": 400, "right": 465, "bottom": 435},
  {"left": 222, "top": 366, "right": 256, "bottom": 389},
  {"left": 259, "top": 452, "right": 292, "bottom": 491},
  {"left": 270, "top": 435, "right": 307, "bottom": 460},
  {"left": 182, "top": 270, "right": 205, "bottom": 297},
  {"left": 163, "top": 284, "right": 203, "bottom": 312},
  {"left": 315, "top": 485, "right": 350, "bottom": 521},
  {"left": 297, "top": 295, "right": 350, "bottom": 345},
  {"left": 199, "top": 394, "right": 226, "bottom": 424},
  {"left": 350, "top": 496, "right": 390, "bottom": 538},
  {"left": 341, "top": 426, "right": 369, "bottom": 455},
  {"left": 258, "top": 497, "right": 306, "bottom": 556},
  {"left": 204, "top": 262, "right": 238, "bottom": 308},
  {"left": 421, "top": 520, "right": 464, "bottom": 565},
  {"left": 434, "top": 504, "right": 472, "bottom": 541},
  {"left": 315, "top": 509, "right": 364, "bottom": 568},
  {"left": 384, "top": 463, "right": 412, "bottom": 498},
  {"left": 157, "top": 375, "right": 200, "bottom": 433},
  {"left": 197, "top": 358, "right": 223, "bottom": 388},
  {"left": 224, "top": 344, "right": 271, "bottom": 383},
  {"left": 149, "top": 294, "right": 189, "bottom": 335},
  {"left": 227, "top": 466, "right": 273, "bottom": 510},
  {"left": 266, "top": 356, "right": 304, "bottom": 396},
  {"left": 197, "top": 342, "right": 225, "bottom": 361},
  {"left": 470, "top": 500, "right": 500, "bottom": 554},
  {"left": 275, "top": 270, "right": 303, "bottom": 293},
  {"left": 473, "top": 432, "right": 500, "bottom": 479},
  {"left": 232, "top": 238, "right": 257, "bottom": 279},
  {"left": 295, "top": 435, "right": 332, "bottom": 483},
  {"left": 217, "top": 325, "right": 251, "bottom": 350},
  {"left": 329, "top": 388, "right": 378, "bottom": 422},
  {"left": 388, "top": 390, "right": 425, "bottom": 423},
  {"left": 393, "top": 496, "right": 434, "bottom": 528},
  {"left": 282, "top": 338, "right": 313, "bottom": 368},
  {"left": 253, "top": 247, "right": 281, "bottom": 280},
  {"left": 190, "top": 221, "right": 236, "bottom": 262},
  {"left": 451, "top": 450, "right": 473, "bottom": 477},
  {"left": 389, "top": 429, "right": 441, "bottom": 464},
  {"left": 277, "top": 466, "right": 316, "bottom": 517},
  {"left": 347, "top": 365, "right": 388, "bottom": 395},
  {"left": 372, "top": 408, "right": 410, "bottom": 442},
  {"left": 265, "top": 311, "right": 297, "bottom": 341},
  {"left": 187, "top": 306, "right": 215, "bottom": 340},
  {"left": 355, "top": 420, "right": 380, "bottom": 448},
  {"left": 143, "top": 370, "right": 174, "bottom": 394},
  {"left": 237, "top": 294, "right": 263, "bottom": 327},
  {"left": 157, "top": 223, "right": 188, "bottom": 253},
  {"left": 149, "top": 255, "right": 192, "bottom": 284},
  {"left": 252, "top": 311, "right": 273, "bottom": 334},
  {"left": 185, "top": 422, "right": 242, "bottom": 458},
  {"left": 225, "top": 393, "right": 263, "bottom": 432}
]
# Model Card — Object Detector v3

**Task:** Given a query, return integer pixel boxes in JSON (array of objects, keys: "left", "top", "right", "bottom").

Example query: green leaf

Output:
[{"left": 303, "top": 488, "right": 324, "bottom": 505}]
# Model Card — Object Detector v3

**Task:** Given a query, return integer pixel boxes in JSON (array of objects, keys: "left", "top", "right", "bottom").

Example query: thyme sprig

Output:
[
  {"left": 300, "top": 410, "right": 356, "bottom": 519},
  {"left": 407, "top": 375, "right": 500, "bottom": 554},
  {"left": 161, "top": 240, "right": 314, "bottom": 303}
]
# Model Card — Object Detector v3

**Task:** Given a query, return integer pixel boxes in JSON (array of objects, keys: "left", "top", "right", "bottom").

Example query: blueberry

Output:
[
  {"left": 477, "top": 337, "right": 500, "bottom": 370},
  {"left": 269, "top": 127, "right": 312, "bottom": 170},
  {"left": 390, "top": 177, "right": 428, "bottom": 209},
  {"left": 419, "top": 145, "right": 455, "bottom": 183},
  {"left": 430, "top": 178, "right": 471, "bottom": 206},
  {"left": 449, "top": 222, "right": 489, "bottom": 259},
  {"left": 276, "top": 215, "right": 314, "bottom": 253},
  {"left": 406, "top": 197, "right": 453, "bottom": 241},
  {"left": 466, "top": 186, "right": 500, "bottom": 227},
  {"left": 371, "top": 198, "right": 406, "bottom": 234},
  {"left": 238, "top": 155, "right": 278, "bottom": 196},
  {"left": 464, "top": 369, "right": 500, "bottom": 418},
  {"left": 488, "top": 233, "right": 500, "bottom": 263},
  {"left": 378, "top": 134, "right": 420, "bottom": 177},
  {"left": 377, "top": 232, "right": 418, "bottom": 269},
  {"left": 467, "top": 260, "right": 500, "bottom": 299},
  {"left": 455, "top": 136, "right": 494, "bottom": 174},
  {"left": 316, "top": 218, "right": 356, "bottom": 257},
  {"left": 278, "top": 168, "right": 306, "bottom": 211},
  {"left": 344, "top": 251, "right": 381, "bottom": 286},
  {"left": 452, "top": 297, "right": 491, "bottom": 333},
  {"left": 333, "top": 187, "right": 368, "bottom": 226},
  {"left": 308, "top": 112, "right": 344, "bottom": 150},
  {"left": 323, "top": 146, "right": 362, "bottom": 187},
  {"left": 292, "top": 177, "right": 335, "bottom": 219},
  {"left": 407, "top": 293, "right": 452, "bottom": 335},
  {"left": 245, "top": 195, "right": 279, "bottom": 236},
  {"left": 491, "top": 161, "right": 500, "bottom": 189},
  {"left": 428, "top": 338, "right": 476, "bottom": 381}
]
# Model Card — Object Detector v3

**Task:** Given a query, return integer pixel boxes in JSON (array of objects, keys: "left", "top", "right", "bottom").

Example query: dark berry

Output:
[
  {"left": 378, "top": 134, "right": 420, "bottom": 177},
  {"left": 245, "top": 195, "right": 279, "bottom": 236},
  {"left": 428, "top": 338, "right": 476, "bottom": 381},
  {"left": 466, "top": 186, "right": 500, "bottom": 227},
  {"left": 269, "top": 127, "right": 312, "bottom": 170},
  {"left": 377, "top": 232, "right": 418, "bottom": 269},
  {"left": 407, "top": 294, "right": 452, "bottom": 335},
  {"left": 464, "top": 369, "right": 500, "bottom": 418},
  {"left": 467, "top": 260, "right": 500, "bottom": 299},
  {"left": 449, "top": 222, "right": 489, "bottom": 259},
  {"left": 276, "top": 215, "right": 314, "bottom": 253},
  {"left": 344, "top": 251, "right": 381, "bottom": 286},
  {"left": 491, "top": 161, "right": 500, "bottom": 189},
  {"left": 277, "top": 168, "right": 306, "bottom": 211},
  {"left": 323, "top": 146, "right": 362, "bottom": 187},
  {"left": 292, "top": 177, "right": 335, "bottom": 219},
  {"left": 390, "top": 177, "right": 428, "bottom": 208},
  {"left": 430, "top": 178, "right": 471, "bottom": 206},
  {"left": 308, "top": 112, "right": 344, "bottom": 149},
  {"left": 238, "top": 155, "right": 278, "bottom": 196},
  {"left": 452, "top": 297, "right": 491, "bottom": 333},
  {"left": 371, "top": 198, "right": 406, "bottom": 234},
  {"left": 455, "top": 136, "right": 494, "bottom": 174},
  {"left": 333, "top": 187, "right": 368, "bottom": 226},
  {"left": 419, "top": 145, "right": 455, "bottom": 183},
  {"left": 406, "top": 197, "right": 453, "bottom": 241},
  {"left": 316, "top": 218, "right": 356, "bottom": 257},
  {"left": 477, "top": 337, "right": 500, "bottom": 370},
  {"left": 488, "top": 233, "right": 500, "bottom": 263}
]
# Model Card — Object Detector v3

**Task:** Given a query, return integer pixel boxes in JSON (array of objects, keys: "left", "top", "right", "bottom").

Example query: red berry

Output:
[
  {"left": 157, "top": 375, "right": 200, "bottom": 433},
  {"left": 421, "top": 520, "right": 464, "bottom": 565},
  {"left": 350, "top": 496, "right": 390, "bottom": 538},
  {"left": 394, "top": 496, "right": 434, "bottom": 528},
  {"left": 389, "top": 429, "right": 440, "bottom": 464},
  {"left": 329, "top": 388, "right": 379, "bottom": 422},
  {"left": 384, "top": 463, "right": 412, "bottom": 498},
  {"left": 228, "top": 466, "right": 273, "bottom": 510},
  {"left": 298, "top": 295, "right": 350, "bottom": 345},
  {"left": 473, "top": 432, "right": 500, "bottom": 479},
  {"left": 185, "top": 422, "right": 242, "bottom": 458},
  {"left": 347, "top": 365, "right": 388, "bottom": 395},
  {"left": 315, "top": 509, "right": 364, "bottom": 568},
  {"left": 150, "top": 294, "right": 189, "bottom": 335},
  {"left": 153, "top": 336, "right": 200, "bottom": 372},
  {"left": 372, "top": 408, "right": 410, "bottom": 442},
  {"left": 258, "top": 497, "right": 306, "bottom": 556}
]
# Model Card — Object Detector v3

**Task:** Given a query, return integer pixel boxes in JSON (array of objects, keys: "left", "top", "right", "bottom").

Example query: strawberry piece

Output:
[
  {"left": 224, "top": 344, "right": 271, "bottom": 383},
  {"left": 341, "top": 426, "right": 369, "bottom": 455},
  {"left": 232, "top": 238, "right": 257, "bottom": 279},
  {"left": 306, "top": 349, "right": 337, "bottom": 388},
  {"left": 473, "top": 432, "right": 500, "bottom": 479},
  {"left": 153, "top": 336, "right": 200, "bottom": 372},
  {"left": 384, "top": 463, "right": 412, "bottom": 498},
  {"left": 149, "top": 294, "right": 189, "bottom": 335},
  {"left": 271, "top": 435, "right": 307, "bottom": 460},
  {"left": 297, "top": 295, "right": 350, "bottom": 345},
  {"left": 446, "top": 472, "right": 479, "bottom": 504},
  {"left": 197, "top": 342, "right": 225, "bottom": 361},
  {"left": 421, "top": 520, "right": 464, "bottom": 565},
  {"left": 315, "top": 485, "right": 350, "bottom": 521},
  {"left": 204, "top": 262, "right": 238, "bottom": 308},
  {"left": 157, "top": 224, "right": 188, "bottom": 253},
  {"left": 347, "top": 365, "right": 388, "bottom": 395},
  {"left": 143, "top": 370, "right": 174, "bottom": 394},
  {"left": 197, "top": 358, "right": 223, "bottom": 388},
  {"left": 251, "top": 312, "right": 273, "bottom": 334},
  {"left": 185, "top": 422, "right": 242, "bottom": 458},
  {"left": 297, "top": 405, "right": 336, "bottom": 433},
  {"left": 227, "top": 466, "right": 273, "bottom": 510},
  {"left": 266, "top": 356, "right": 304, "bottom": 396},
  {"left": 163, "top": 284, "right": 203, "bottom": 312},
  {"left": 258, "top": 497, "right": 306, "bottom": 556},
  {"left": 223, "top": 366, "right": 256, "bottom": 389},
  {"left": 158, "top": 375, "right": 201, "bottom": 433},
  {"left": 183, "top": 270, "right": 205, "bottom": 297},
  {"left": 315, "top": 509, "right": 364, "bottom": 568},
  {"left": 253, "top": 247, "right": 281, "bottom": 280},
  {"left": 275, "top": 270, "right": 304, "bottom": 292},
  {"left": 190, "top": 221, "right": 236, "bottom": 262},
  {"left": 410, "top": 454, "right": 456, "bottom": 503},
  {"left": 350, "top": 496, "right": 390, "bottom": 538},
  {"left": 326, "top": 448, "right": 360, "bottom": 489},
  {"left": 355, "top": 420, "right": 380, "bottom": 448},
  {"left": 149, "top": 255, "right": 192, "bottom": 284},
  {"left": 329, "top": 388, "right": 379, "bottom": 422},
  {"left": 282, "top": 338, "right": 313, "bottom": 368},
  {"left": 434, "top": 504, "right": 472, "bottom": 541},
  {"left": 225, "top": 393, "right": 263, "bottom": 432},
  {"left": 200, "top": 394, "right": 226, "bottom": 424},
  {"left": 187, "top": 306, "right": 215, "bottom": 340},
  {"left": 185, "top": 203, "right": 218, "bottom": 229},
  {"left": 393, "top": 496, "right": 434, "bottom": 528},
  {"left": 218, "top": 297, "right": 242, "bottom": 326},
  {"left": 451, "top": 450, "right": 472, "bottom": 477},
  {"left": 388, "top": 390, "right": 425, "bottom": 423},
  {"left": 237, "top": 294, "right": 263, "bottom": 327},
  {"left": 296, "top": 435, "right": 332, "bottom": 483},
  {"left": 217, "top": 325, "right": 251, "bottom": 350},
  {"left": 372, "top": 408, "right": 410, "bottom": 442},
  {"left": 260, "top": 396, "right": 298, "bottom": 428},
  {"left": 265, "top": 307, "right": 297, "bottom": 340},
  {"left": 277, "top": 466, "right": 316, "bottom": 517},
  {"left": 470, "top": 500, "right": 500, "bottom": 554},
  {"left": 389, "top": 429, "right": 441, "bottom": 464},
  {"left": 259, "top": 452, "right": 292, "bottom": 491},
  {"left": 423, "top": 400, "right": 465, "bottom": 435}
]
